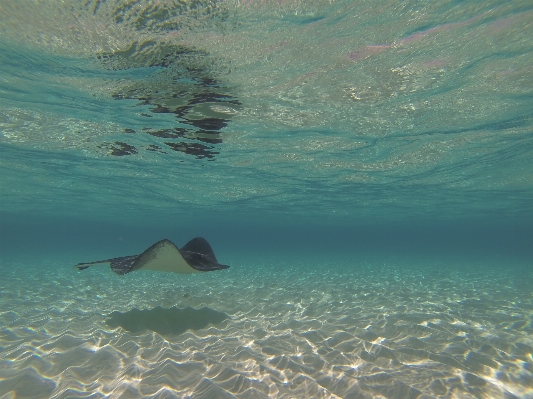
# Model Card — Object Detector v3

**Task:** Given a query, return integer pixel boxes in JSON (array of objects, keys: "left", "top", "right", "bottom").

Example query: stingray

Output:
[{"left": 75, "top": 237, "right": 229, "bottom": 275}]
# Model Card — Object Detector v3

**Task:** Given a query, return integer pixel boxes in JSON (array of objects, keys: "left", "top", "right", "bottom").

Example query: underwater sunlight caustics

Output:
[{"left": 1, "top": 0, "right": 533, "bottom": 399}]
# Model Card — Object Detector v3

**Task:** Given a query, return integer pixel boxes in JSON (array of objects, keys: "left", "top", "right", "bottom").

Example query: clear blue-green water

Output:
[{"left": 1, "top": 1, "right": 532, "bottom": 398}]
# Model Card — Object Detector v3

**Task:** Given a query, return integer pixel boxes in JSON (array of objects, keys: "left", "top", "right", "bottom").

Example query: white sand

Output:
[{"left": 1, "top": 256, "right": 532, "bottom": 398}]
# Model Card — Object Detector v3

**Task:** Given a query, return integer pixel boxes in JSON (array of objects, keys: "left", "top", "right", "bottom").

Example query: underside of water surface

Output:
[{"left": 1, "top": 1, "right": 532, "bottom": 398}]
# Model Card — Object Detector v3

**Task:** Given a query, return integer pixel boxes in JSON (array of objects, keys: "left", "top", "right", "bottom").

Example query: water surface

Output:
[{"left": 1, "top": 1, "right": 532, "bottom": 398}]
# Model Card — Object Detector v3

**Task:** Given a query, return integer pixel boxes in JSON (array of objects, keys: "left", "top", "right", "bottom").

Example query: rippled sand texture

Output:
[{"left": 1, "top": 257, "right": 532, "bottom": 399}]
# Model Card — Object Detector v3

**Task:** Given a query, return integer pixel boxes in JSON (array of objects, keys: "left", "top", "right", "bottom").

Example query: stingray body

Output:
[{"left": 75, "top": 237, "right": 229, "bottom": 275}]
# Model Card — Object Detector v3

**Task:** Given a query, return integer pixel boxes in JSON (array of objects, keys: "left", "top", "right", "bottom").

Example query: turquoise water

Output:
[{"left": 1, "top": 1, "right": 533, "bottom": 398}]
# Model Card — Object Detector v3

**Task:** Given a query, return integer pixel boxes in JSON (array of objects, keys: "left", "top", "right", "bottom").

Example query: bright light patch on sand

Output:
[{"left": 1, "top": 257, "right": 532, "bottom": 398}]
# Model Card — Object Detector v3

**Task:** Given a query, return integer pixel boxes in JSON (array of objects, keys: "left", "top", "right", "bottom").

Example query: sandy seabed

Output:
[{"left": 1, "top": 255, "right": 532, "bottom": 399}]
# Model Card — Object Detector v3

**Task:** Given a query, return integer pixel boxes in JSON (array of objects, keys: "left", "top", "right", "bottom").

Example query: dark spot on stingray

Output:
[
  {"left": 183, "top": 293, "right": 190, "bottom": 298},
  {"left": 106, "top": 306, "right": 229, "bottom": 336}
]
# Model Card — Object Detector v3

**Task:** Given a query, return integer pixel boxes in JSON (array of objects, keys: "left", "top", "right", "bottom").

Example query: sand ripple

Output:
[{"left": 1, "top": 258, "right": 532, "bottom": 398}]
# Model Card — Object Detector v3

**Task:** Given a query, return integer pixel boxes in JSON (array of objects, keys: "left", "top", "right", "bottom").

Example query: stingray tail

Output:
[
  {"left": 75, "top": 255, "right": 139, "bottom": 275},
  {"left": 75, "top": 260, "right": 112, "bottom": 271}
]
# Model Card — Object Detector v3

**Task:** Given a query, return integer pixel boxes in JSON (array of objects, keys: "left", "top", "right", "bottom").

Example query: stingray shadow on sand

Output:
[{"left": 106, "top": 306, "right": 229, "bottom": 336}]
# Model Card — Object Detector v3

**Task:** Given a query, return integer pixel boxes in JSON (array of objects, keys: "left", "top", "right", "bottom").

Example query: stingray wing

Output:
[
  {"left": 179, "top": 237, "right": 230, "bottom": 271},
  {"left": 129, "top": 239, "right": 202, "bottom": 274},
  {"left": 75, "top": 237, "right": 229, "bottom": 275}
]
